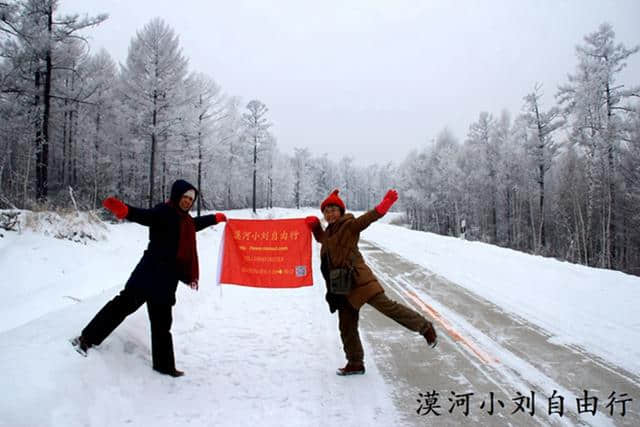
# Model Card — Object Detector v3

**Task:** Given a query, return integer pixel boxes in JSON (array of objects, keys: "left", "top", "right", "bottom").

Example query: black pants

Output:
[{"left": 81, "top": 286, "right": 176, "bottom": 372}]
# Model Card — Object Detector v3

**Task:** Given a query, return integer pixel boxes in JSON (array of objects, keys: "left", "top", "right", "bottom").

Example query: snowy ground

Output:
[
  {"left": 0, "top": 208, "right": 400, "bottom": 427},
  {"left": 1, "top": 207, "right": 639, "bottom": 426}
]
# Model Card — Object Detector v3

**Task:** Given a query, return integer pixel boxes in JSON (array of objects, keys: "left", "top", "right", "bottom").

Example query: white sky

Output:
[{"left": 59, "top": 0, "right": 640, "bottom": 165}]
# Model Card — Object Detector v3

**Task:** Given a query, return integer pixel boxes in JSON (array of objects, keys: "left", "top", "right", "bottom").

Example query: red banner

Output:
[{"left": 219, "top": 218, "right": 313, "bottom": 288}]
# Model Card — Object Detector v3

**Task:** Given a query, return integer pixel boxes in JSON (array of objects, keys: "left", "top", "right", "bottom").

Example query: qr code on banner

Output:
[{"left": 295, "top": 266, "right": 307, "bottom": 277}]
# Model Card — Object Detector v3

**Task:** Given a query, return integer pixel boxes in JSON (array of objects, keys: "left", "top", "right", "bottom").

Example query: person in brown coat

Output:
[{"left": 305, "top": 189, "right": 437, "bottom": 376}]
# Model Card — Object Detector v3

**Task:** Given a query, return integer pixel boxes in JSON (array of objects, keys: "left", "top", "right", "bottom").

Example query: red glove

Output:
[
  {"left": 305, "top": 216, "right": 320, "bottom": 230},
  {"left": 103, "top": 197, "right": 128, "bottom": 220},
  {"left": 215, "top": 213, "right": 227, "bottom": 223},
  {"left": 375, "top": 190, "right": 398, "bottom": 215}
]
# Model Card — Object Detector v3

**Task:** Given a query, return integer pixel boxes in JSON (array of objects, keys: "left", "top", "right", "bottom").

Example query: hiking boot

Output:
[
  {"left": 336, "top": 363, "right": 365, "bottom": 376},
  {"left": 421, "top": 321, "right": 437, "bottom": 348},
  {"left": 70, "top": 335, "right": 92, "bottom": 357},
  {"left": 154, "top": 367, "right": 185, "bottom": 377}
]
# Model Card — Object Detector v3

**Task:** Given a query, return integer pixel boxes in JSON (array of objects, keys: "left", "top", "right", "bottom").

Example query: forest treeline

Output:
[{"left": 1, "top": 2, "right": 639, "bottom": 274}]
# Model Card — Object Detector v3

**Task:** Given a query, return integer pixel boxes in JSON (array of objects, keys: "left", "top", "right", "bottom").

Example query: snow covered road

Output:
[{"left": 359, "top": 240, "right": 639, "bottom": 426}]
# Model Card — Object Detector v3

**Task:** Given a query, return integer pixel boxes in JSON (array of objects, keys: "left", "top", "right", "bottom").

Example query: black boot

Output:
[
  {"left": 421, "top": 321, "right": 437, "bottom": 348},
  {"left": 70, "top": 335, "right": 92, "bottom": 357},
  {"left": 153, "top": 367, "right": 185, "bottom": 377},
  {"left": 336, "top": 363, "right": 365, "bottom": 376}
]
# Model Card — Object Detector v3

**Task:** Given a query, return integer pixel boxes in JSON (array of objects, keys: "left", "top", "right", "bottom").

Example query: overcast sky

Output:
[{"left": 60, "top": 0, "right": 640, "bottom": 165}]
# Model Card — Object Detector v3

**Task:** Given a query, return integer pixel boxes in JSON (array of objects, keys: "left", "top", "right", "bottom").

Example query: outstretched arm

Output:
[
  {"left": 103, "top": 196, "right": 176, "bottom": 228},
  {"left": 352, "top": 209, "right": 383, "bottom": 232},
  {"left": 125, "top": 205, "right": 162, "bottom": 227},
  {"left": 353, "top": 189, "right": 398, "bottom": 232},
  {"left": 194, "top": 212, "right": 226, "bottom": 232},
  {"left": 103, "top": 196, "right": 155, "bottom": 227}
]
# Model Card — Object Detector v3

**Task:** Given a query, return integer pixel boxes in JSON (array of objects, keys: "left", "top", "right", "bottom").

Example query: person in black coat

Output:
[{"left": 71, "top": 179, "right": 227, "bottom": 377}]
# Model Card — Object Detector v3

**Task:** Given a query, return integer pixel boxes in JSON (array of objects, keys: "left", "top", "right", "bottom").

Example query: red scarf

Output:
[{"left": 169, "top": 202, "right": 199, "bottom": 284}]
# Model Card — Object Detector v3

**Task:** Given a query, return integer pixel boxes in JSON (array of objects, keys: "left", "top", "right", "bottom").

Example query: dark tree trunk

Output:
[
  {"left": 252, "top": 137, "right": 257, "bottom": 213},
  {"left": 605, "top": 81, "right": 616, "bottom": 269},
  {"left": 149, "top": 90, "right": 158, "bottom": 208},
  {"left": 533, "top": 98, "right": 546, "bottom": 249},
  {"left": 197, "top": 130, "right": 202, "bottom": 216},
  {"left": 36, "top": 5, "right": 53, "bottom": 203},
  {"left": 34, "top": 70, "right": 42, "bottom": 202}
]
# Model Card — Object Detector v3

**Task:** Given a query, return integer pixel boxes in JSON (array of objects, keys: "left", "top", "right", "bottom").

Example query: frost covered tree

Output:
[
  {"left": 214, "top": 97, "right": 250, "bottom": 209},
  {"left": 338, "top": 156, "right": 357, "bottom": 209},
  {"left": 0, "top": 0, "right": 106, "bottom": 203},
  {"left": 619, "top": 105, "right": 640, "bottom": 268},
  {"left": 80, "top": 49, "right": 119, "bottom": 208},
  {"left": 120, "top": 17, "right": 189, "bottom": 207},
  {"left": 430, "top": 128, "right": 463, "bottom": 235},
  {"left": 311, "top": 153, "right": 339, "bottom": 205},
  {"left": 558, "top": 22, "right": 639, "bottom": 267},
  {"left": 270, "top": 148, "right": 294, "bottom": 208},
  {"left": 256, "top": 143, "right": 273, "bottom": 209},
  {"left": 465, "top": 112, "right": 499, "bottom": 242},
  {"left": 242, "top": 99, "right": 271, "bottom": 213},
  {"left": 521, "top": 86, "right": 564, "bottom": 251},
  {"left": 182, "top": 72, "right": 225, "bottom": 215},
  {"left": 291, "top": 147, "right": 313, "bottom": 209}
]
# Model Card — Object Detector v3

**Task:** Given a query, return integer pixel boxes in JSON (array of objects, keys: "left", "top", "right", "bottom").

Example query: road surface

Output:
[{"left": 356, "top": 240, "right": 639, "bottom": 426}]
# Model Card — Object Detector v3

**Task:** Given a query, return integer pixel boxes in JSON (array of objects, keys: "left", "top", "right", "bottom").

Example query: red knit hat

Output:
[{"left": 321, "top": 189, "right": 345, "bottom": 214}]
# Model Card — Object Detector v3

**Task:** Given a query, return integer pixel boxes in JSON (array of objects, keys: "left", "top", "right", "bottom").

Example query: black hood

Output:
[{"left": 169, "top": 179, "right": 198, "bottom": 204}]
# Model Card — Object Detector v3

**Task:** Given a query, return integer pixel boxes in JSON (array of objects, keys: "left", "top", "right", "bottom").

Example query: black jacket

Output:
[{"left": 123, "top": 180, "right": 217, "bottom": 305}]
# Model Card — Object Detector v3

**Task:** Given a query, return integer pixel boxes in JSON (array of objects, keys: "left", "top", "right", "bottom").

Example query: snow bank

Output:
[{"left": 1, "top": 209, "right": 108, "bottom": 243}]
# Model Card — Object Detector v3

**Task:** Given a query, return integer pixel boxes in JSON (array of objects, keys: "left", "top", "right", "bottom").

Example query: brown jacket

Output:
[{"left": 312, "top": 209, "right": 384, "bottom": 309}]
